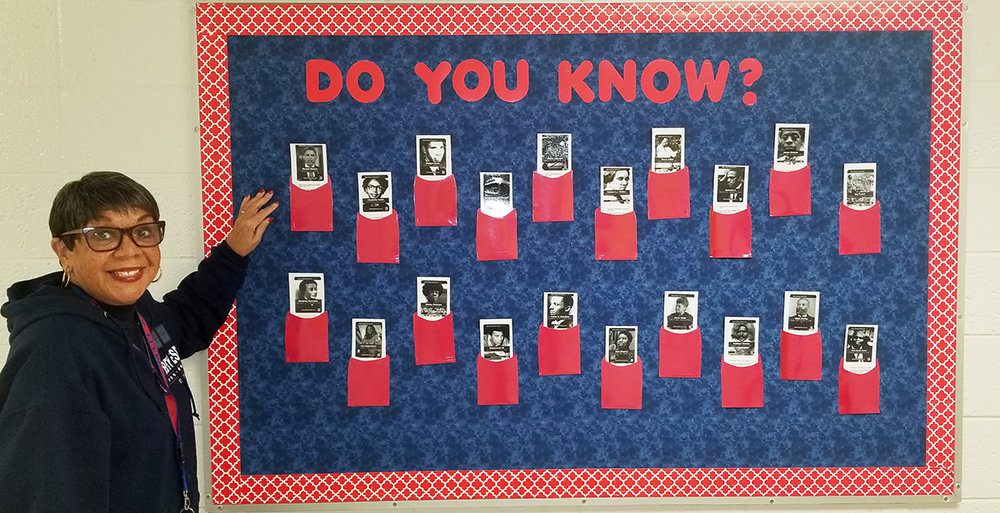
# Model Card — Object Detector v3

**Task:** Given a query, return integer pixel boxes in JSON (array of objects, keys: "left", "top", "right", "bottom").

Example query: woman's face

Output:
[
  {"left": 609, "top": 170, "right": 629, "bottom": 190},
  {"left": 52, "top": 208, "right": 161, "bottom": 306}
]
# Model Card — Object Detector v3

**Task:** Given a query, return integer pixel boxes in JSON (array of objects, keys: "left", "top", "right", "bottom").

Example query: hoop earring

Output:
[
  {"left": 61, "top": 269, "right": 71, "bottom": 287},
  {"left": 152, "top": 268, "right": 162, "bottom": 283}
]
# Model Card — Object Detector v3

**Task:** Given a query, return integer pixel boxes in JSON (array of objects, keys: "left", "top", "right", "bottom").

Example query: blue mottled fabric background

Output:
[{"left": 228, "top": 31, "right": 931, "bottom": 474}]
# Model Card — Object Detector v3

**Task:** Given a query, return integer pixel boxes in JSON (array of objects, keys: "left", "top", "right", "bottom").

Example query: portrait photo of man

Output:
[{"left": 418, "top": 137, "right": 449, "bottom": 177}]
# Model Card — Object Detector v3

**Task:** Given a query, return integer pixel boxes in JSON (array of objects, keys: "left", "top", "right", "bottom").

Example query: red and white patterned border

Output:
[{"left": 197, "top": 1, "right": 960, "bottom": 505}]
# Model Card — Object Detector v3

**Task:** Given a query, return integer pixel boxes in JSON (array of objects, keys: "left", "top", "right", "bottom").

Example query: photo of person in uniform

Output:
[
  {"left": 545, "top": 293, "right": 575, "bottom": 329},
  {"left": 787, "top": 297, "right": 816, "bottom": 331},
  {"left": 666, "top": 295, "right": 694, "bottom": 330},
  {"left": 295, "top": 145, "right": 324, "bottom": 182},
  {"left": 418, "top": 138, "right": 448, "bottom": 176}
]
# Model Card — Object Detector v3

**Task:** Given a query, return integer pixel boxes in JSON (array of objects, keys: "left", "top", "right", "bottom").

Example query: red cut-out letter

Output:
[
  {"left": 598, "top": 59, "right": 637, "bottom": 102},
  {"left": 557, "top": 60, "right": 595, "bottom": 103},
  {"left": 493, "top": 60, "right": 530, "bottom": 103},
  {"left": 414, "top": 61, "right": 453, "bottom": 104},
  {"left": 640, "top": 59, "right": 682, "bottom": 104},
  {"left": 345, "top": 60, "right": 384, "bottom": 104},
  {"left": 306, "top": 59, "right": 343, "bottom": 103},
  {"left": 452, "top": 59, "right": 491, "bottom": 102},
  {"left": 685, "top": 59, "right": 730, "bottom": 103}
]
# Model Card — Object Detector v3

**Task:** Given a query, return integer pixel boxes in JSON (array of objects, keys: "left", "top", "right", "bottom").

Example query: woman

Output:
[{"left": 0, "top": 172, "right": 277, "bottom": 513}]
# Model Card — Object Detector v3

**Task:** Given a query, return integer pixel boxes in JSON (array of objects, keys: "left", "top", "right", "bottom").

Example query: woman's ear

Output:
[{"left": 50, "top": 237, "right": 71, "bottom": 265}]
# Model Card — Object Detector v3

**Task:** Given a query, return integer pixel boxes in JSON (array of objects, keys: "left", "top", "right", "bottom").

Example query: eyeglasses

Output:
[{"left": 58, "top": 221, "right": 166, "bottom": 252}]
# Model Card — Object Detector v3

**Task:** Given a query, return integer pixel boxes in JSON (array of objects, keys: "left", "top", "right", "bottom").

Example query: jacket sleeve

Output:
[
  {"left": 0, "top": 320, "right": 112, "bottom": 513},
  {"left": 158, "top": 241, "right": 249, "bottom": 359}
]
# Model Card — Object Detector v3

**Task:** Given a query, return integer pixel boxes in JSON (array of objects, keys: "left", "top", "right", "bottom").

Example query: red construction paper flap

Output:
[
  {"left": 476, "top": 209, "right": 519, "bottom": 261},
  {"left": 594, "top": 209, "right": 638, "bottom": 261},
  {"left": 284, "top": 311, "right": 329, "bottom": 363},
  {"left": 659, "top": 326, "right": 702, "bottom": 378},
  {"left": 839, "top": 201, "right": 882, "bottom": 255},
  {"left": 779, "top": 330, "right": 823, "bottom": 381},
  {"left": 709, "top": 208, "right": 752, "bottom": 258},
  {"left": 347, "top": 356, "right": 391, "bottom": 407},
  {"left": 356, "top": 210, "right": 400, "bottom": 264},
  {"left": 412, "top": 312, "right": 456, "bottom": 366},
  {"left": 720, "top": 357, "right": 764, "bottom": 408},
  {"left": 289, "top": 178, "right": 333, "bottom": 232},
  {"left": 532, "top": 171, "right": 574, "bottom": 222},
  {"left": 647, "top": 167, "right": 691, "bottom": 220},
  {"left": 838, "top": 358, "right": 880, "bottom": 415},
  {"left": 537, "top": 324, "right": 581, "bottom": 376},
  {"left": 769, "top": 164, "right": 812, "bottom": 217},
  {"left": 601, "top": 357, "right": 643, "bottom": 409},
  {"left": 413, "top": 174, "right": 458, "bottom": 227},
  {"left": 477, "top": 354, "right": 519, "bottom": 405}
]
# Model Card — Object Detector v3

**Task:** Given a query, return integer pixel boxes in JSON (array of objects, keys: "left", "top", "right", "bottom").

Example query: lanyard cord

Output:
[{"left": 136, "top": 313, "right": 195, "bottom": 513}]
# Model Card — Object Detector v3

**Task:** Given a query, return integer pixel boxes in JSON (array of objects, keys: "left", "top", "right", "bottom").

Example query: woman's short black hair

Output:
[{"left": 49, "top": 172, "right": 159, "bottom": 249}]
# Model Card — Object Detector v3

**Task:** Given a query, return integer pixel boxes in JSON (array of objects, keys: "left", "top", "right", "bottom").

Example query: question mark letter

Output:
[{"left": 738, "top": 58, "right": 762, "bottom": 106}]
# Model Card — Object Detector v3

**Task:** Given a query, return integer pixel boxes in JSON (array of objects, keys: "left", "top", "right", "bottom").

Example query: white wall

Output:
[{"left": 1, "top": 0, "right": 997, "bottom": 511}]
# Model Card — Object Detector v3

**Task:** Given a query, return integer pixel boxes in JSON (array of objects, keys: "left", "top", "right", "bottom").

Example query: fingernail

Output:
[{"left": 258, "top": 188, "right": 264, "bottom": 194}]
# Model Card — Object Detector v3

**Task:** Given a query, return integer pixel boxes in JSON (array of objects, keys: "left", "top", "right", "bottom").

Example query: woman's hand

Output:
[{"left": 227, "top": 190, "right": 279, "bottom": 257}]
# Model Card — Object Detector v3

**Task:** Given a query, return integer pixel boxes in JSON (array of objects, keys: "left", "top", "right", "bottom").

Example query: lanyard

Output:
[{"left": 137, "top": 313, "right": 195, "bottom": 513}]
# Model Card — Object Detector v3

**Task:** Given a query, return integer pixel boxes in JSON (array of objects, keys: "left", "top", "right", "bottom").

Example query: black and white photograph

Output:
[
  {"left": 844, "top": 324, "right": 878, "bottom": 373},
  {"left": 288, "top": 273, "right": 324, "bottom": 317},
  {"left": 537, "top": 133, "right": 571, "bottom": 175},
  {"left": 480, "top": 172, "right": 513, "bottom": 217},
  {"left": 843, "top": 163, "right": 877, "bottom": 209},
  {"left": 605, "top": 326, "right": 638, "bottom": 366},
  {"left": 417, "top": 276, "right": 450, "bottom": 320},
  {"left": 651, "top": 128, "right": 684, "bottom": 173},
  {"left": 357, "top": 172, "right": 392, "bottom": 220},
  {"left": 480, "top": 319, "right": 513, "bottom": 361},
  {"left": 599, "top": 166, "right": 633, "bottom": 215},
  {"left": 416, "top": 135, "right": 451, "bottom": 179},
  {"left": 664, "top": 291, "right": 698, "bottom": 332},
  {"left": 712, "top": 165, "right": 749, "bottom": 214},
  {"left": 773, "top": 123, "right": 809, "bottom": 171},
  {"left": 783, "top": 291, "right": 820, "bottom": 333},
  {"left": 543, "top": 292, "right": 577, "bottom": 329},
  {"left": 290, "top": 143, "right": 328, "bottom": 188},
  {"left": 723, "top": 317, "right": 759, "bottom": 366},
  {"left": 352, "top": 318, "right": 386, "bottom": 360}
]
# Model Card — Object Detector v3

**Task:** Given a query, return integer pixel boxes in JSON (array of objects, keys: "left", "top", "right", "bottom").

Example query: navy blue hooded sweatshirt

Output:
[{"left": 0, "top": 243, "right": 247, "bottom": 513}]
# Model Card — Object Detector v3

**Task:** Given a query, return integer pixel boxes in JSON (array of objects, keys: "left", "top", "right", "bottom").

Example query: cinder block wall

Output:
[{"left": 1, "top": 1, "right": 996, "bottom": 511}]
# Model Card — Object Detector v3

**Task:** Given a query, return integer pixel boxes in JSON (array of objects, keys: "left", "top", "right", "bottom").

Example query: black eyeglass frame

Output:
[{"left": 57, "top": 220, "right": 166, "bottom": 252}]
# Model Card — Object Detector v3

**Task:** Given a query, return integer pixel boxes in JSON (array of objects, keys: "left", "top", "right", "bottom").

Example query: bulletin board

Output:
[{"left": 196, "top": 0, "right": 961, "bottom": 506}]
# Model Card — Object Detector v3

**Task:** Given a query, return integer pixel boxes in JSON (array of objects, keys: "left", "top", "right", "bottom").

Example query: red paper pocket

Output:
[
  {"left": 476, "top": 209, "right": 518, "bottom": 261},
  {"left": 347, "top": 356, "right": 390, "bottom": 407},
  {"left": 356, "top": 211, "right": 400, "bottom": 264},
  {"left": 838, "top": 359, "right": 880, "bottom": 414},
  {"left": 779, "top": 330, "right": 823, "bottom": 381},
  {"left": 537, "top": 324, "right": 581, "bottom": 376},
  {"left": 594, "top": 209, "right": 638, "bottom": 261},
  {"left": 477, "top": 355, "right": 519, "bottom": 405},
  {"left": 601, "top": 357, "right": 643, "bottom": 409},
  {"left": 412, "top": 312, "right": 456, "bottom": 365},
  {"left": 839, "top": 201, "right": 881, "bottom": 255},
  {"left": 284, "top": 312, "right": 329, "bottom": 363},
  {"left": 769, "top": 164, "right": 812, "bottom": 217},
  {"left": 647, "top": 167, "right": 691, "bottom": 220},
  {"left": 709, "top": 208, "right": 752, "bottom": 258},
  {"left": 532, "top": 171, "right": 574, "bottom": 222},
  {"left": 720, "top": 357, "right": 764, "bottom": 408},
  {"left": 290, "top": 178, "right": 333, "bottom": 232},
  {"left": 659, "top": 326, "right": 702, "bottom": 378},
  {"left": 413, "top": 175, "right": 458, "bottom": 227}
]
